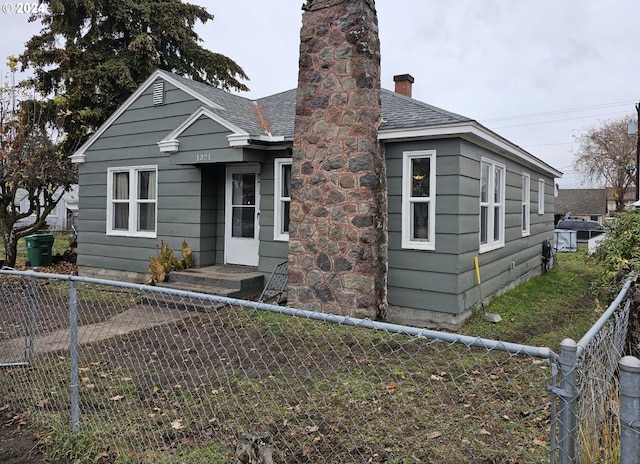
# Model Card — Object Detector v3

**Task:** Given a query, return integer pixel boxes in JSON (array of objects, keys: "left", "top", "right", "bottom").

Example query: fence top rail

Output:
[
  {"left": 576, "top": 277, "right": 635, "bottom": 358},
  {"left": 0, "top": 268, "right": 559, "bottom": 361}
]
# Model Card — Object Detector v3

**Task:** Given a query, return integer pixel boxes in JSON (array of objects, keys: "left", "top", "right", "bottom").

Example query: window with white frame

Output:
[
  {"left": 522, "top": 173, "right": 530, "bottom": 236},
  {"left": 274, "top": 158, "right": 292, "bottom": 241},
  {"left": 402, "top": 150, "right": 436, "bottom": 250},
  {"left": 538, "top": 179, "right": 545, "bottom": 214},
  {"left": 479, "top": 158, "right": 505, "bottom": 252},
  {"left": 107, "top": 166, "right": 157, "bottom": 237}
]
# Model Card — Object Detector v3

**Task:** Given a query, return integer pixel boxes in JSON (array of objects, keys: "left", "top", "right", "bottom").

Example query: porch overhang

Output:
[{"left": 170, "top": 147, "right": 264, "bottom": 165}]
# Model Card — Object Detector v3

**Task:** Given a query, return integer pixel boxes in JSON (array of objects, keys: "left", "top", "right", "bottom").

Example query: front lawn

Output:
[{"left": 461, "top": 245, "right": 605, "bottom": 352}]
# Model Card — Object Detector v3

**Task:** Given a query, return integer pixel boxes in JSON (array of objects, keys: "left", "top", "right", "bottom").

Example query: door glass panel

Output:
[
  {"left": 233, "top": 174, "right": 255, "bottom": 206},
  {"left": 232, "top": 206, "right": 255, "bottom": 238},
  {"left": 231, "top": 173, "right": 256, "bottom": 238}
]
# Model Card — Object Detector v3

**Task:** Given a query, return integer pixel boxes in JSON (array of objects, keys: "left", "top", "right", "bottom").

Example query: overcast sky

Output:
[{"left": 2, "top": 0, "right": 639, "bottom": 188}]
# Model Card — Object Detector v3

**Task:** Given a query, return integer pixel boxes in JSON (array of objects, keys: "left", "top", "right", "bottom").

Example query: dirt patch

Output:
[
  {"left": 1, "top": 265, "right": 553, "bottom": 463},
  {"left": 0, "top": 413, "right": 62, "bottom": 464}
]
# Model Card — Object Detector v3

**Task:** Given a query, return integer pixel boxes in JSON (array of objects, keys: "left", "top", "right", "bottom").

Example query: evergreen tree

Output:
[{"left": 19, "top": 0, "right": 249, "bottom": 151}]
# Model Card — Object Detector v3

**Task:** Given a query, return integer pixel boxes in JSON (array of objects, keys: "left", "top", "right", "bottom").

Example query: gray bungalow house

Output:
[{"left": 71, "top": 70, "right": 562, "bottom": 328}]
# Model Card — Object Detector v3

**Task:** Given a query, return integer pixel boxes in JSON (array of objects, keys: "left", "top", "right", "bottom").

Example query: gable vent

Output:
[{"left": 152, "top": 81, "right": 165, "bottom": 105}]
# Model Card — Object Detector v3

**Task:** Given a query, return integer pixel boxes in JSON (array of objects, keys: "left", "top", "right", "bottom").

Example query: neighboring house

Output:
[
  {"left": 606, "top": 187, "right": 636, "bottom": 213},
  {"left": 71, "top": 70, "right": 562, "bottom": 328},
  {"left": 554, "top": 188, "right": 608, "bottom": 224},
  {"left": 14, "top": 185, "right": 79, "bottom": 232}
]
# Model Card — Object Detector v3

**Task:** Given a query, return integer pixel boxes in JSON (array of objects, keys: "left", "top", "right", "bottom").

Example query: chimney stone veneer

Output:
[{"left": 288, "top": 0, "right": 388, "bottom": 319}]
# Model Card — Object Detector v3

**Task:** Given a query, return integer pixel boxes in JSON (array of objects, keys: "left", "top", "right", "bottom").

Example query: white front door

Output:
[{"left": 225, "top": 164, "right": 260, "bottom": 266}]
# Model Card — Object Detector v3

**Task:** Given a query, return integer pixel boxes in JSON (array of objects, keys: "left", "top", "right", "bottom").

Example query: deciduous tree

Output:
[
  {"left": 19, "top": 0, "right": 249, "bottom": 151},
  {"left": 0, "top": 76, "right": 75, "bottom": 267},
  {"left": 573, "top": 115, "right": 638, "bottom": 212}
]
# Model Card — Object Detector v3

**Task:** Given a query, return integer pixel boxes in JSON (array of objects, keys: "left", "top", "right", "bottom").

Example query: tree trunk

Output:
[
  {"left": 2, "top": 231, "right": 18, "bottom": 268},
  {"left": 288, "top": 0, "right": 388, "bottom": 319}
]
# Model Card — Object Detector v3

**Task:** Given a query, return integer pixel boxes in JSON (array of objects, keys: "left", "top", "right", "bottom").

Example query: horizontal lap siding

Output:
[
  {"left": 457, "top": 140, "right": 557, "bottom": 308},
  {"left": 257, "top": 151, "right": 291, "bottom": 275},
  {"left": 199, "top": 165, "right": 223, "bottom": 266},
  {"left": 385, "top": 139, "right": 463, "bottom": 314},
  {"left": 77, "top": 80, "right": 209, "bottom": 276},
  {"left": 386, "top": 138, "right": 557, "bottom": 317}
]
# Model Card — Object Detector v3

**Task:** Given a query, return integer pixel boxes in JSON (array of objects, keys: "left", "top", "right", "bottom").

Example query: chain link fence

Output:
[
  {"left": 0, "top": 269, "right": 635, "bottom": 463},
  {"left": 554, "top": 279, "right": 634, "bottom": 464}
]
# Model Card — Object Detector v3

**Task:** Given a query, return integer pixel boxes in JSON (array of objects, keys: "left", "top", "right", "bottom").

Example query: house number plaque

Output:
[{"left": 196, "top": 153, "right": 211, "bottom": 162}]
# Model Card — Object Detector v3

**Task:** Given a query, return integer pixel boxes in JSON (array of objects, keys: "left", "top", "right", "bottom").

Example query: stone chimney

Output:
[
  {"left": 288, "top": 0, "right": 388, "bottom": 319},
  {"left": 393, "top": 74, "right": 414, "bottom": 98}
]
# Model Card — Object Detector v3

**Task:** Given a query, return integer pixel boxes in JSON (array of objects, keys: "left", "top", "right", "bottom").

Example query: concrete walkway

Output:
[{"left": 0, "top": 304, "right": 190, "bottom": 364}]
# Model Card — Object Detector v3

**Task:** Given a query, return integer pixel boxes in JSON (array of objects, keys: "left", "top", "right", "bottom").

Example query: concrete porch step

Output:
[
  {"left": 155, "top": 281, "right": 242, "bottom": 299},
  {"left": 157, "top": 265, "right": 264, "bottom": 301}
]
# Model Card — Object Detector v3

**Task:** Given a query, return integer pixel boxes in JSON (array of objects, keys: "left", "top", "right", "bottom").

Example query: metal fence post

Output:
[
  {"left": 558, "top": 338, "right": 578, "bottom": 464},
  {"left": 27, "top": 273, "right": 38, "bottom": 365},
  {"left": 619, "top": 356, "right": 640, "bottom": 464},
  {"left": 69, "top": 279, "right": 80, "bottom": 432}
]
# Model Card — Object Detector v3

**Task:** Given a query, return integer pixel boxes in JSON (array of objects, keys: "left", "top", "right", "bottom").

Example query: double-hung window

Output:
[
  {"left": 480, "top": 158, "right": 505, "bottom": 252},
  {"left": 538, "top": 179, "right": 545, "bottom": 214},
  {"left": 274, "top": 158, "right": 292, "bottom": 241},
  {"left": 402, "top": 150, "right": 436, "bottom": 250},
  {"left": 522, "top": 173, "right": 530, "bottom": 236},
  {"left": 107, "top": 166, "right": 157, "bottom": 237}
]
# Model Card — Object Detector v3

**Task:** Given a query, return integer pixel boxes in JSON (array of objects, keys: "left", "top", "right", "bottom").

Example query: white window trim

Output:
[
  {"left": 273, "top": 158, "right": 292, "bottom": 241},
  {"left": 522, "top": 173, "right": 530, "bottom": 237},
  {"left": 479, "top": 158, "right": 506, "bottom": 253},
  {"left": 106, "top": 165, "right": 158, "bottom": 238},
  {"left": 401, "top": 150, "right": 436, "bottom": 250},
  {"left": 538, "top": 178, "right": 545, "bottom": 215}
]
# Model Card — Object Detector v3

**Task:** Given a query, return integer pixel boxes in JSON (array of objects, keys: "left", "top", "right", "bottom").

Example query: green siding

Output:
[
  {"left": 77, "top": 80, "right": 215, "bottom": 276},
  {"left": 255, "top": 150, "right": 291, "bottom": 276},
  {"left": 385, "top": 138, "right": 556, "bottom": 318},
  {"left": 76, "top": 74, "right": 558, "bottom": 323}
]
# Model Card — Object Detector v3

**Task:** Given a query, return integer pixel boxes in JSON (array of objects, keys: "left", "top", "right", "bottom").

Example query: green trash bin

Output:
[{"left": 25, "top": 234, "right": 55, "bottom": 267}]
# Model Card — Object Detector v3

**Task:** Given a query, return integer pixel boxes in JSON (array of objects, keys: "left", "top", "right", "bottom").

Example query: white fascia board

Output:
[
  {"left": 71, "top": 70, "right": 226, "bottom": 163},
  {"left": 379, "top": 121, "right": 563, "bottom": 179},
  {"left": 257, "top": 134, "right": 285, "bottom": 142},
  {"left": 227, "top": 131, "right": 285, "bottom": 148},
  {"left": 228, "top": 134, "right": 251, "bottom": 147},
  {"left": 70, "top": 152, "right": 86, "bottom": 164}
]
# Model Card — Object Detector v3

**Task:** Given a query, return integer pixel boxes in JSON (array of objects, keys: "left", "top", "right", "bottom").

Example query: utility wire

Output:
[
  {"left": 480, "top": 100, "right": 637, "bottom": 122},
  {"left": 489, "top": 110, "right": 631, "bottom": 129},
  {"left": 523, "top": 141, "right": 575, "bottom": 148}
]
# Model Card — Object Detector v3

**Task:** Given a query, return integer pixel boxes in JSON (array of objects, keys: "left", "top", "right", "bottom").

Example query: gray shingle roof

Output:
[
  {"left": 256, "top": 89, "right": 297, "bottom": 137},
  {"left": 162, "top": 71, "right": 266, "bottom": 136},
  {"left": 555, "top": 189, "right": 607, "bottom": 216},
  {"left": 379, "top": 89, "right": 472, "bottom": 130},
  {"left": 163, "top": 71, "right": 473, "bottom": 140}
]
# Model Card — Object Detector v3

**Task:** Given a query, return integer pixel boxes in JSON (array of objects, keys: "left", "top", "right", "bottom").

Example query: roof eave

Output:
[
  {"left": 71, "top": 70, "right": 227, "bottom": 163},
  {"left": 228, "top": 134, "right": 288, "bottom": 150},
  {"left": 379, "top": 121, "right": 563, "bottom": 179}
]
